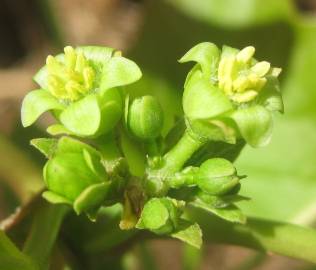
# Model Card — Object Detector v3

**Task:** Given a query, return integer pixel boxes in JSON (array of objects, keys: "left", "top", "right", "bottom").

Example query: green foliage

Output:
[{"left": 0, "top": 231, "right": 38, "bottom": 270}]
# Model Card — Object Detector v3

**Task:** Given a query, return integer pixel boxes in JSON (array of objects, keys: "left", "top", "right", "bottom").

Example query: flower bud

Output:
[
  {"left": 197, "top": 158, "right": 240, "bottom": 195},
  {"left": 127, "top": 96, "right": 163, "bottom": 140},
  {"left": 41, "top": 137, "right": 109, "bottom": 217},
  {"left": 136, "top": 197, "right": 183, "bottom": 234}
]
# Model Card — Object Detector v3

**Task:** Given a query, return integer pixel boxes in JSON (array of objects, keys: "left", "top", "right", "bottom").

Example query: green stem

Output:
[
  {"left": 144, "top": 139, "right": 160, "bottom": 157},
  {"left": 0, "top": 230, "right": 38, "bottom": 270},
  {"left": 23, "top": 201, "right": 68, "bottom": 270},
  {"left": 190, "top": 210, "right": 316, "bottom": 263},
  {"left": 161, "top": 130, "right": 204, "bottom": 175}
]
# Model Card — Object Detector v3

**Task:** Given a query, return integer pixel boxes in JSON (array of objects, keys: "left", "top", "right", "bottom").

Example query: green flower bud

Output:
[
  {"left": 136, "top": 197, "right": 184, "bottom": 235},
  {"left": 197, "top": 158, "right": 240, "bottom": 195},
  {"left": 126, "top": 96, "right": 164, "bottom": 140},
  {"left": 39, "top": 137, "right": 109, "bottom": 217},
  {"left": 21, "top": 46, "right": 142, "bottom": 137}
]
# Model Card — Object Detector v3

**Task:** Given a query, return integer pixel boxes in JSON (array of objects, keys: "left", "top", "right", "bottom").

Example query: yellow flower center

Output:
[
  {"left": 217, "top": 46, "right": 281, "bottom": 103},
  {"left": 46, "top": 46, "right": 95, "bottom": 102}
]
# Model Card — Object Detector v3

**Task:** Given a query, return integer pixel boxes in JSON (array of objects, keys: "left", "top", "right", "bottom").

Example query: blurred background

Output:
[{"left": 0, "top": 0, "right": 316, "bottom": 269}]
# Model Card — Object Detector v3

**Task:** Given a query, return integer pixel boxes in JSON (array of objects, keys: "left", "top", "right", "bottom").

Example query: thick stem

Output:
[
  {"left": 23, "top": 201, "right": 68, "bottom": 270},
  {"left": 160, "top": 130, "right": 204, "bottom": 175}
]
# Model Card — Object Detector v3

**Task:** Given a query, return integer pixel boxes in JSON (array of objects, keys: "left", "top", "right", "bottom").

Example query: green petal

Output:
[
  {"left": 46, "top": 124, "right": 73, "bottom": 136},
  {"left": 256, "top": 76, "right": 284, "bottom": 113},
  {"left": 42, "top": 191, "right": 72, "bottom": 205},
  {"left": 56, "top": 136, "right": 100, "bottom": 157},
  {"left": 21, "top": 89, "right": 65, "bottom": 127},
  {"left": 59, "top": 94, "right": 101, "bottom": 136},
  {"left": 230, "top": 105, "right": 273, "bottom": 147},
  {"left": 73, "top": 182, "right": 110, "bottom": 215},
  {"left": 183, "top": 78, "right": 233, "bottom": 120},
  {"left": 30, "top": 138, "right": 58, "bottom": 158},
  {"left": 171, "top": 220, "right": 202, "bottom": 249},
  {"left": 76, "top": 46, "right": 114, "bottom": 64},
  {"left": 179, "top": 42, "right": 220, "bottom": 79},
  {"left": 183, "top": 64, "right": 203, "bottom": 88},
  {"left": 100, "top": 56, "right": 142, "bottom": 90}
]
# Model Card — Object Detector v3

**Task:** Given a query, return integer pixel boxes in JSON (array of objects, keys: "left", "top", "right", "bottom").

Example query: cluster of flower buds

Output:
[{"left": 21, "top": 43, "right": 283, "bottom": 248}]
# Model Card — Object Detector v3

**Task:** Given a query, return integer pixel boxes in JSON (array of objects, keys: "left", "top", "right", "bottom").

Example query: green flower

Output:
[
  {"left": 32, "top": 136, "right": 110, "bottom": 218},
  {"left": 21, "top": 46, "right": 142, "bottom": 137},
  {"left": 179, "top": 42, "right": 283, "bottom": 147}
]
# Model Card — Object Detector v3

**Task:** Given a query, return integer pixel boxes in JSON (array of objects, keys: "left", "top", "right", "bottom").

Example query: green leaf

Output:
[
  {"left": 30, "top": 138, "right": 58, "bottom": 158},
  {"left": 171, "top": 220, "right": 202, "bottom": 249},
  {"left": 179, "top": 42, "right": 220, "bottom": 78},
  {"left": 74, "top": 182, "right": 110, "bottom": 216},
  {"left": 100, "top": 56, "right": 142, "bottom": 90},
  {"left": 0, "top": 231, "right": 38, "bottom": 270},
  {"left": 183, "top": 78, "right": 233, "bottom": 120},
  {"left": 191, "top": 197, "right": 246, "bottom": 224},
  {"left": 21, "top": 89, "right": 64, "bottom": 127},
  {"left": 230, "top": 105, "right": 273, "bottom": 147},
  {"left": 191, "top": 212, "right": 316, "bottom": 264},
  {"left": 59, "top": 94, "right": 101, "bottom": 136},
  {"left": 166, "top": 0, "right": 294, "bottom": 29}
]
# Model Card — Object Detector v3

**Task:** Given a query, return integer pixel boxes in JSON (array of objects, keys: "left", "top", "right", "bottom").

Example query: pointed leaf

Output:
[
  {"left": 30, "top": 138, "right": 58, "bottom": 158},
  {"left": 179, "top": 42, "right": 220, "bottom": 78},
  {"left": 171, "top": 220, "right": 202, "bottom": 249},
  {"left": 21, "top": 89, "right": 64, "bottom": 127},
  {"left": 191, "top": 198, "right": 246, "bottom": 224}
]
